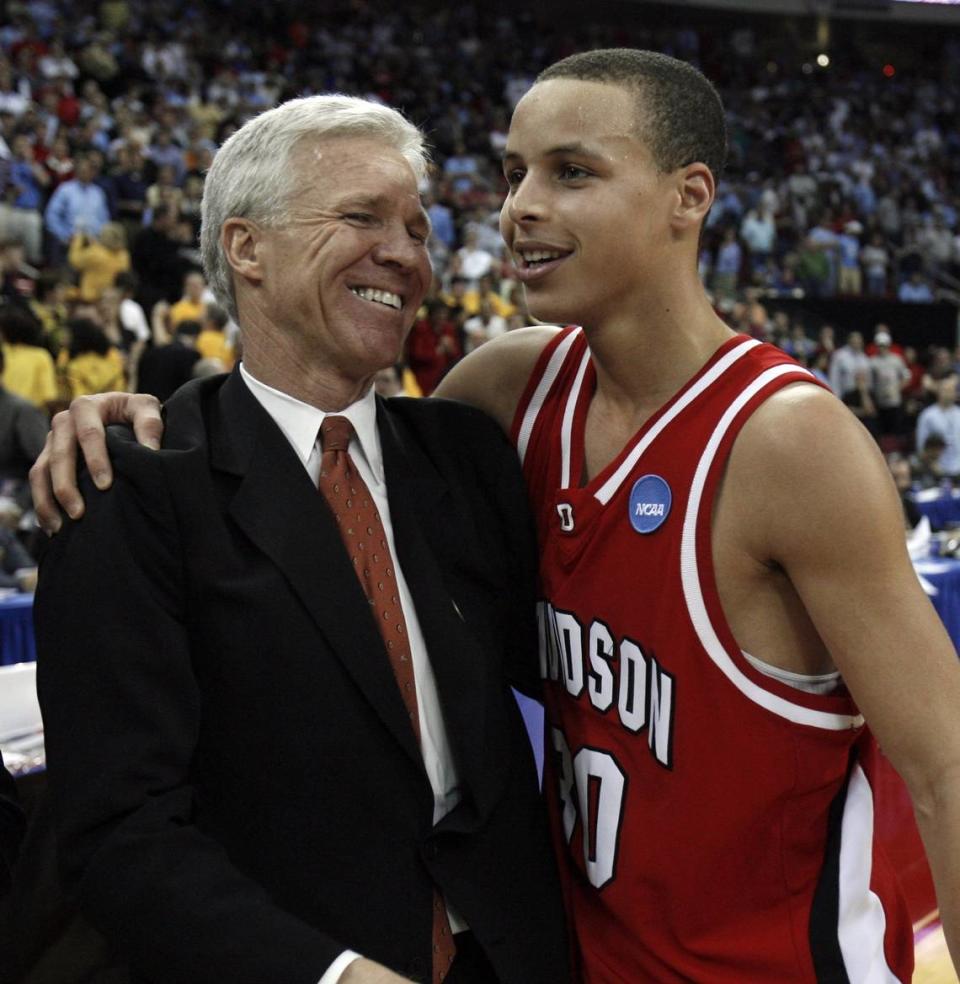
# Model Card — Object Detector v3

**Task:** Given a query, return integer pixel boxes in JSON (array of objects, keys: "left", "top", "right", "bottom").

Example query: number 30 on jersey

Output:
[{"left": 551, "top": 729, "right": 627, "bottom": 890}]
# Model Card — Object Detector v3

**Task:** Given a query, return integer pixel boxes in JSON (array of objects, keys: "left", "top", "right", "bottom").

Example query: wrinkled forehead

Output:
[{"left": 288, "top": 135, "right": 425, "bottom": 214}]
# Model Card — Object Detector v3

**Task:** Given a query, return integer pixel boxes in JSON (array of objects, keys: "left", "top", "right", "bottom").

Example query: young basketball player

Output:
[{"left": 32, "top": 50, "right": 960, "bottom": 983}]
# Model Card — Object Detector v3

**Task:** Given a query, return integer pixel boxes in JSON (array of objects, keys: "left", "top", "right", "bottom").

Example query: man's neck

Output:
[{"left": 241, "top": 336, "right": 373, "bottom": 412}]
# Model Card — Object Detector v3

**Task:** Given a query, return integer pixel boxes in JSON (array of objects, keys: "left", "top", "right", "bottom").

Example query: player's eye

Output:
[
  {"left": 504, "top": 167, "right": 526, "bottom": 188},
  {"left": 559, "top": 164, "right": 590, "bottom": 181}
]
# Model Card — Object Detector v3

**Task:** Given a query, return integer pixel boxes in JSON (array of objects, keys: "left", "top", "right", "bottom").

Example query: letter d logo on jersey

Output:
[{"left": 629, "top": 474, "right": 672, "bottom": 534}]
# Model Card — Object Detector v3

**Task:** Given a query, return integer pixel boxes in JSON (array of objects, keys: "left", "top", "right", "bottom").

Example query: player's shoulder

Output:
[
  {"left": 735, "top": 381, "right": 890, "bottom": 499},
  {"left": 435, "top": 325, "right": 565, "bottom": 433}
]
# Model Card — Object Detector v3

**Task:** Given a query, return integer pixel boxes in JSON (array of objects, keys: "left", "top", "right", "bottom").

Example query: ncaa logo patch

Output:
[{"left": 629, "top": 474, "right": 672, "bottom": 534}]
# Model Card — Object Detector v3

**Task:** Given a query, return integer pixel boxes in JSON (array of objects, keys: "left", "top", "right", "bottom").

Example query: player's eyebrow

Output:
[{"left": 502, "top": 142, "right": 607, "bottom": 165}]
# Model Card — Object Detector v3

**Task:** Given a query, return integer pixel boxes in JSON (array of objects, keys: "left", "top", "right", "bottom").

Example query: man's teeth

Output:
[
  {"left": 519, "top": 250, "right": 565, "bottom": 265},
  {"left": 350, "top": 286, "right": 402, "bottom": 309}
]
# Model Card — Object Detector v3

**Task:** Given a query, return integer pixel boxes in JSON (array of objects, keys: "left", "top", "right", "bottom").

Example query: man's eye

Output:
[
  {"left": 504, "top": 168, "right": 525, "bottom": 187},
  {"left": 345, "top": 212, "right": 375, "bottom": 224}
]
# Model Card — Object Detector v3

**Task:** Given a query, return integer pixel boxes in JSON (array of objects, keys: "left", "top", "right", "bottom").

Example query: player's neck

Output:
[{"left": 586, "top": 289, "right": 734, "bottom": 416}]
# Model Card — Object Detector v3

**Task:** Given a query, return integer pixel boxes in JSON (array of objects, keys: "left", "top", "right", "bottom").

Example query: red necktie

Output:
[{"left": 317, "top": 415, "right": 457, "bottom": 983}]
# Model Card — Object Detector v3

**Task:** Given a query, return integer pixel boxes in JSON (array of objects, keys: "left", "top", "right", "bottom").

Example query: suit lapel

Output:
[
  {"left": 378, "top": 403, "right": 494, "bottom": 819},
  {"left": 210, "top": 373, "right": 423, "bottom": 768}
]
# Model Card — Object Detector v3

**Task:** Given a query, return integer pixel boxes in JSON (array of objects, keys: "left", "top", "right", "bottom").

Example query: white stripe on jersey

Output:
[
  {"left": 560, "top": 350, "right": 592, "bottom": 489},
  {"left": 837, "top": 764, "right": 902, "bottom": 982},
  {"left": 594, "top": 338, "right": 762, "bottom": 505},
  {"left": 680, "top": 362, "right": 865, "bottom": 730},
  {"left": 516, "top": 327, "right": 582, "bottom": 466}
]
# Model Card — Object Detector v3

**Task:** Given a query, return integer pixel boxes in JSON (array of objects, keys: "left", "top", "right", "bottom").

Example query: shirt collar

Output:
[{"left": 238, "top": 362, "right": 384, "bottom": 485}]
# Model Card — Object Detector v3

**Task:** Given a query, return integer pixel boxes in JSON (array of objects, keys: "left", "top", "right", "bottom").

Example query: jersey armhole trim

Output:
[
  {"left": 512, "top": 326, "right": 582, "bottom": 465},
  {"left": 680, "top": 364, "right": 865, "bottom": 731}
]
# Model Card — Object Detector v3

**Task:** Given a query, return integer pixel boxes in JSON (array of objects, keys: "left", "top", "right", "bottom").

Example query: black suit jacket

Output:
[{"left": 35, "top": 371, "right": 567, "bottom": 984}]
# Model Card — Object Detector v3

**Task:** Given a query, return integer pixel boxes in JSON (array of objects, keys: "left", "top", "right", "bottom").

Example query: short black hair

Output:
[
  {"left": 176, "top": 319, "right": 202, "bottom": 339},
  {"left": 0, "top": 306, "right": 43, "bottom": 346},
  {"left": 536, "top": 49, "right": 727, "bottom": 180},
  {"left": 204, "top": 303, "right": 229, "bottom": 331},
  {"left": 67, "top": 318, "right": 111, "bottom": 358}
]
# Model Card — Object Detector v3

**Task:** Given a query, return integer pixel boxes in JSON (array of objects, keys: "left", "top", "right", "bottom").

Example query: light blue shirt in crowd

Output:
[
  {"left": 43, "top": 179, "right": 110, "bottom": 244},
  {"left": 916, "top": 402, "right": 960, "bottom": 475}
]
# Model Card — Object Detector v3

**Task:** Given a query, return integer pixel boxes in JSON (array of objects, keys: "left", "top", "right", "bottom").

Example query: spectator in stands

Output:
[
  {"left": 61, "top": 317, "right": 125, "bottom": 398},
  {"left": 43, "top": 152, "right": 110, "bottom": 266},
  {"left": 135, "top": 316, "right": 201, "bottom": 401},
  {"left": 28, "top": 271, "right": 69, "bottom": 353},
  {"left": 113, "top": 271, "right": 152, "bottom": 350},
  {"left": 0, "top": 344, "right": 49, "bottom": 508},
  {"left": 861, "top": 231, "right": 890, "bottom": 298},
  {"left": 407, "top": 300, "right": 461, "bottom": 396},
  {"left": 911, "top": 433, "right": 949, "bottom": 490},
  {"left": 1, "top": 133, "right": 47, "bottom": 263},
  {"left": 196, "top": 302, "right": 234, "bottom": 370},
  {"left": 829, "top": 330, "right": 870, "bottom": 401},
  {"left": 842, "top": 368, "right": 880, "bottom": 440},
  {"left": 837, "top": 221, "right": 862, "bottom": 295},
  {"left": 168, "top": 270, "right": 207, "bottom": 328},
  {"left": 0, "top": 306, "right": 56, "bottom": 409},
  {"left": 886, "top": 453, "right": 923, "bottom": 531},
  {"left": 455, "top": 228, "right": 494, "bottom": 285},
  {"left": 463, "top": 297, "right": 507, "bottom": 354},
  {"left": 898, "top": 270, "right": 935, "bottom": 303},
  {"left": 712, "top": 227, "right": 741, "bottom": 301},
  {"left": 916, "top": 375, "right": 960, "bottom": 478},
  {"left": 870, "top": 328, "right": 910, "bottom": 439},
  {"left": 112, "top": 141, "right": 150, "bottom": 230},
  {"left": 67, "top": 221, "right": 130, "bottom": 302},
  {"left": 130, "top": 204, "right": 185, "bottom": 317},
  {"left": 0, "top": 238, "right": 35, "bottom": 307},
  {"left": 739, "top": 204, "right": 776, "bottom": 274}
]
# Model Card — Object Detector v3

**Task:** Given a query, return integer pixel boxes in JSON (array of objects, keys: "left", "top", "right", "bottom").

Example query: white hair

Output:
[{"left": 199, "top": 94, "right": 429, "bottom": 321}]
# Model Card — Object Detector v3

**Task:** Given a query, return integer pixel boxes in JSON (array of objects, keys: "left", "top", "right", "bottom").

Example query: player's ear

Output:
[
  {"left": 671, "top": 162, "right": 714, "bottom": 233},
  {"left": 222, "top": 218, "right": 265, "bottom": 286}
]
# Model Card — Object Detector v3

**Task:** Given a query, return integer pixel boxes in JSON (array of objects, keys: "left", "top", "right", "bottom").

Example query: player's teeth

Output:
[{"left": 522, "top": 250, "right": 563, "bottom": 263}]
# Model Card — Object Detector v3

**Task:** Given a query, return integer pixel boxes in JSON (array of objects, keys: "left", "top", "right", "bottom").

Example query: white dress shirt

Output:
[{"left": 239, "top": 365, "right": 466, "bottom": 982}]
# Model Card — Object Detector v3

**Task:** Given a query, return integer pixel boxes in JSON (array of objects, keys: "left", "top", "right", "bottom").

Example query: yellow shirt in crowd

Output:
[
  {"left": 196, "top": 330, "right": 235, "bottom": 370},
  {"left": 68, "top": 236, "right": 131, "bottom": 302},
  {"left": 169, "top": 298, "right": 205, "bottom": 327},
  {"left": 2, "top": 343, "right": 58, "bottom": 408}
]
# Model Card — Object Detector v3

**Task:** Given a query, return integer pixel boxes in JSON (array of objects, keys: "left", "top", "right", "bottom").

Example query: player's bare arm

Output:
[
  {"left": 32, "top": 329, "right": 555, "bottom": 533},
  {"left": 31, "top": 392, "right": 163, "bottom": 533},
  {"left": 434, "top": 324, "right": 560, "bottom": 433},
  {"left": 720, "top": 383, "right": 960, "bottom": 969}
]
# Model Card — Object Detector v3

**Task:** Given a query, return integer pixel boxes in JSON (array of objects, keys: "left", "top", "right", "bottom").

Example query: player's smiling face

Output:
[{"left": 500, "top": 79, "right": 678, "bottom": 329}]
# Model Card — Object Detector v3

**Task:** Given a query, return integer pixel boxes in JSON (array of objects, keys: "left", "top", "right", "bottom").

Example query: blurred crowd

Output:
[{"left": 0, "top": 0, "right": 956, "bottom": 552}]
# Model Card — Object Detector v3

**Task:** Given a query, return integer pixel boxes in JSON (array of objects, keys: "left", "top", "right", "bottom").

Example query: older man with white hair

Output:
[{"left": 34, "top": 95, "right": 567, "bottom": 984}]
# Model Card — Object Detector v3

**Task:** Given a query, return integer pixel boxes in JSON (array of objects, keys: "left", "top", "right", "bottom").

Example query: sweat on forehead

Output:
[{"left": 533, "top": 48, "right": 727, "bottom": 179}]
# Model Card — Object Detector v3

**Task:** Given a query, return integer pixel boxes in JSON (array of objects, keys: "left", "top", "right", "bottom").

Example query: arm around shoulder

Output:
[{"left": 435, "top": 325, "right": 561, "bottom": 435}]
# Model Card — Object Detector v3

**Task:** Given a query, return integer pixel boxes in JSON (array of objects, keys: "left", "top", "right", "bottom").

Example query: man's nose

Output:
[{"left": 373, "top": 224, "right": 422, "bottom": 269}]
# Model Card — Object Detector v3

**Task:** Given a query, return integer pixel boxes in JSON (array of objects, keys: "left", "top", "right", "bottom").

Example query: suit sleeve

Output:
[
  {"left": 0, "top": 752, "right": 24, "bottom": 895},
  {"left": 34, "top": 437, "right": 351, "bottom": 984},
  {"left": 488, "top": 420, "right": 542, "bottom": 699}
]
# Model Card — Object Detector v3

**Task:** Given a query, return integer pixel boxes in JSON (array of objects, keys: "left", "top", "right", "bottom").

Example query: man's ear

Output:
[
  {"left": 222, "top": 218, "right": 265, "bottom": 286},
  {"left": 671, "top": 162, "right": 715, "bottom": 233}
]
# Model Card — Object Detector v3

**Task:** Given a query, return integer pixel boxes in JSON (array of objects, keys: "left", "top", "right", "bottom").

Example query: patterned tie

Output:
[{"left": 317, "top": 415, "right": 457, "bottom": 983}]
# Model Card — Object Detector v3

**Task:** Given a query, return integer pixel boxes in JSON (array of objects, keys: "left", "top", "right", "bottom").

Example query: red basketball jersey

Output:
[{"left": 512, "top": 328, "right": 912, "bottom": 983}]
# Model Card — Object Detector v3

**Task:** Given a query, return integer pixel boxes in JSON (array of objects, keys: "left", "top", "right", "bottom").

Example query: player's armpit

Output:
[
  {"left": 435, "top": 325, "right": 560, "bottom": 435},
  {"left": 732, "top": 385, "right": 960, "bottom": 971}
]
